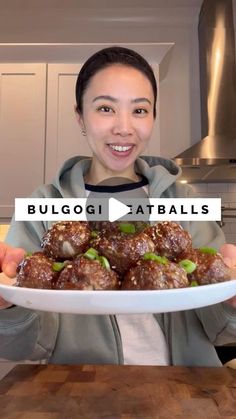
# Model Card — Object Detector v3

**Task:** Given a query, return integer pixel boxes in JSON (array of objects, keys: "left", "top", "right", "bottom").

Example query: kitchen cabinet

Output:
[
  {"left": 0, "top": 63, "right": 92, "bottom": 220},
  {"left": 45, "top": 64, "right": 91, "bottom": 183},
  {"left": 0, "top": 64, "right": 46, "bottom": 220}
]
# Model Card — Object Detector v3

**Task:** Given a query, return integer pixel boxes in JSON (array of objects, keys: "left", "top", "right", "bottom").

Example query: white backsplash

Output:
[{"left": 190, "top": 183, "right": 236, "bottom": 245}]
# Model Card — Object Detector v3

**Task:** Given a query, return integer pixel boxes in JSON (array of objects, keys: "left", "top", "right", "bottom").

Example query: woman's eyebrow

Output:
[
  {"left": 93, "top": 95, "right": 152, "bottom": 105},
  {"left": 131, "top": 98, "right": 152, "bottom": 105},
  {"left": 93, "top": 95, "right": 118, "bottom": 103}
]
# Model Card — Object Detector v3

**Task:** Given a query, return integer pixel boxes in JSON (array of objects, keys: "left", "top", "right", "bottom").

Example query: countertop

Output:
[{"left": 0, "top": 364, "right": 236, "bottom": 418}]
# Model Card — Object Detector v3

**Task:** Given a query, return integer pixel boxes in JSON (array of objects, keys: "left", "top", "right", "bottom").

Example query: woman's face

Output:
[{"left": 77, "top": 64, "right": 155, "bottom": 176}]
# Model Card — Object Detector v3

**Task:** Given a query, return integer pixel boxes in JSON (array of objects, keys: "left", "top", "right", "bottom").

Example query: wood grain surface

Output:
[{"left": 0, "top": 364, "right": 235, "bottom": 418}]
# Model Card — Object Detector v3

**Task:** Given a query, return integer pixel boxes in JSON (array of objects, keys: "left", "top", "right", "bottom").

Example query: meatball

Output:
[
  {"left": 122, "top": 259, "right": 188, "bottom": 290},
  {"left": 182, "top": 248, "right": 231, "bottom": 285},
  {"left": 55, "top": 256, "right": 120, "bottom": 290},
  {"left": 16, "top": 252, "right": 58, "bottom": 289},
  {"left": 144, "top": 221, "right": 192, "bottom": 260},
  {"left": 89, "top": 221, "right": 149, "bottom": 236},
  {"left": 41, "top": 221, "right": 91, "bottom": 260},
  {"left": 88, "top": 221, "right": 121, "bottom": 235},
  {"left": 91, "top": 231, "right": 155, "bottom": 275}
]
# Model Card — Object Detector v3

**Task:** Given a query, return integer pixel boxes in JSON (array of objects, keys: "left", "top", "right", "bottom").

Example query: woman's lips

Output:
[{"left": 108, "top": 144, "right": 134, "bottom": 158}]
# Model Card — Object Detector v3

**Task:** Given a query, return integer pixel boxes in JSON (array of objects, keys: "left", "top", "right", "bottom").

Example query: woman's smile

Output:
[{"left": 107, "top": 143, "right": 135, "bottom": 157}]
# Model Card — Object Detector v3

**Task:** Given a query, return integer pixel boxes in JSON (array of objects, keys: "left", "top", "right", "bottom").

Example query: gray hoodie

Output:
[{"left": 1, "top": 156, "right": 235, "bottom": 366}]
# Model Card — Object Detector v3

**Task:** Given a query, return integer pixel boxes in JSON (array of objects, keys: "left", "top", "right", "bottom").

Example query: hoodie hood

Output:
[{"left": 51, "top": 155, "right": 182, "bottom": 199}]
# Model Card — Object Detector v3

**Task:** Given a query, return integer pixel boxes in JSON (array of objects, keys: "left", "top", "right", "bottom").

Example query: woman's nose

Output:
[{"left": 112, "top": 113, "right": 134, "bottom": 136}]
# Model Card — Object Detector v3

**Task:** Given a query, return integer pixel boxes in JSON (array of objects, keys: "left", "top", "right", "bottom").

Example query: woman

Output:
[{"left": 0, "top": 46, "right": 235, "bottom": 365}]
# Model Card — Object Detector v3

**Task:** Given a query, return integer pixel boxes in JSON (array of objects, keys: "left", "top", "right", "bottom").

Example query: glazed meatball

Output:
[
  {"left": 88, "top": 221, "right": 121, "bottom": 235},
  {"left": 182, "top": 248, "right": 231, "bottom": 285},
  {"left": 91, "top": 231, "right": 155, "bottom": 275},
  {"left": 122, "top": 259, "right": 188, "bottom": 290},
  {"left": 89, "top": 221, "right": 149, "bottom": 236},
  {"left": 144, "top": 221, "right": 192, "bottom": 260},
  {"left": 16, "top": 252, "right": 58, "bottom": 289},
  {"left": 41, "top": 221, "right": 91, "bottom": 260},
  {"left": 55, "top": 257, "right": 120, "bottom": 290}
]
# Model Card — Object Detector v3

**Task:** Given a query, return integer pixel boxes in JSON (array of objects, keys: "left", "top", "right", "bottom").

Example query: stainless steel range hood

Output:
[{"left": 175, "top": 0, "right": 236, "bottom": 182}]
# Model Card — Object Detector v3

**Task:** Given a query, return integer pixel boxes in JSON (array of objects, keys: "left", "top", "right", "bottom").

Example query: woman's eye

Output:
[
  {"left": 97, "top": 106, "right": 113, "bottom": 113},
  {"left": 134, "top": 108, "right": 148, "bottom": 115}
]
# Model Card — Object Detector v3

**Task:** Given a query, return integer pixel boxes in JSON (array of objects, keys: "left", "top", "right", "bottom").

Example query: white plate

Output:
[{"left": 0, "top": 272, "right": 236, "bottom": 314}]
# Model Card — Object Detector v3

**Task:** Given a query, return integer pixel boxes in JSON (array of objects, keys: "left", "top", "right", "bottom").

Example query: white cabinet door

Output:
[
  {"left": 45, "top": 63, "right": 160, "bottom": 183},
  {"left": 45, "top": 64, "right": 92, "bottom": 183},
  {"left": 0, "top": 64, "right": 46, "bottom": 219}
]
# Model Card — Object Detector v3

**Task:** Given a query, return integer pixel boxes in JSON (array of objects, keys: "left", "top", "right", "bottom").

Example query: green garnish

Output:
[
  {"left": 25, "top": 252, "right": 32, "bottom": 257},
  {"left": 84, "top": 248, "right": 110, "bottom": 270},
  {"left": 199, "top": 247, "right": 217, "bottom": 255},
  {"left": 179, "top": 259, "right": 197, "bottom": 274},
  {"left": 91, "top": 231, "right": 99, "bottom": 238},
  {"left": 52, "top": 262, "right": 66, "bottom": 272},
  {"left": 99, "top": 256, "right": 110, "bottom": 270},
  {"left": 84, "top": 248, "right": 99, "bottom": 260},
  {"left": 190, "top": 280, "right": 199, "bottom": 287},
  {"left": 143, "top": 252, "right": 168, "bottom": 264},
  {"left": 119, "top": 223, "right": 136, "bottom": 234}
]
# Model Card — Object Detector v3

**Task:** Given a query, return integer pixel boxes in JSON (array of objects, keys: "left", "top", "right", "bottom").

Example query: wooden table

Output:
[{"left": 0, "top": 364, "right": 235, "bottom": 418}]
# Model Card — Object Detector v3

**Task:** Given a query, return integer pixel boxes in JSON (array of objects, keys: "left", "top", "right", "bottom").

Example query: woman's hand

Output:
[
  {"left": 0, "top": 243, "right": 25, "bottom": 309},
  {"left": 220, "top": 244, "right": 236, "bottom": 308}
]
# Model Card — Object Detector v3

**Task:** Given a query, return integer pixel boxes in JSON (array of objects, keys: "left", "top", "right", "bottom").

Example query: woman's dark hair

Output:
[{"left": 75, "top": 46, "right": 157, "bottom": 118}]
